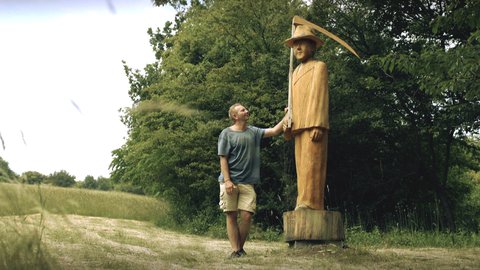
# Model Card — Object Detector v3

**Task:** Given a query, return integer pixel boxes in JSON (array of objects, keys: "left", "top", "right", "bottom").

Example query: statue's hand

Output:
[{"left": 311, "top": 127, "right": 324, "bottom": 142}]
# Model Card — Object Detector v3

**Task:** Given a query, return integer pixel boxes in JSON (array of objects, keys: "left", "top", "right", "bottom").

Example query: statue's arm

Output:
[{"left": 310, "top": 62, "right": 329, "bottom": 142}]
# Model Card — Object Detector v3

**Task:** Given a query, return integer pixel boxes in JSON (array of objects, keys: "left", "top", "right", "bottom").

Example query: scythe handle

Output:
[{"left": 287, "top": 20, "right": 295, "bottom": 129}]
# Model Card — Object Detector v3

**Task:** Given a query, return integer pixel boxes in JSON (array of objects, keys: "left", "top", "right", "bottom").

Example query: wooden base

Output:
[
  {"left": 288, "top": 240, "right": 346, "bottom": 248},
  {"left": 283, "top": 209, "right": 345, "bottom": 244}
]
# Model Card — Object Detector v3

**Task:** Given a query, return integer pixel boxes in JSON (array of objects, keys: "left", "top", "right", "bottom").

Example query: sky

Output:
[{"left": 0, "top": 0, "right": 176, "bottom": 180}]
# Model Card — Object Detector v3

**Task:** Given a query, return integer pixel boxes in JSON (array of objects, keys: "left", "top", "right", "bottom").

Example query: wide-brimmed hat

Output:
[{"left": 285, "top": 24, "right": 324, "bottom": 48}]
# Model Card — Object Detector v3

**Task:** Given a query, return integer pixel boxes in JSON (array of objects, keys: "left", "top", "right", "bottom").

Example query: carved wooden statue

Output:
[
  {"left": 284, "top": 24, "right": 329, "bottom": 210},
  {"left": 282, "top": 16, "right": 359, "bottom": 245}
]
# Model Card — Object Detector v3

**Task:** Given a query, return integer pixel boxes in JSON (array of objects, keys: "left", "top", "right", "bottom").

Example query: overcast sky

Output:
[{"left": 0, "top": 0, "right": 175, "bottom": 180}]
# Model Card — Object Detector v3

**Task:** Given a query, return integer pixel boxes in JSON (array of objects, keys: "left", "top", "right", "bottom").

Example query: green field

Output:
[
  {"left": 0, "top": 182, "right": 168, "bottom": 222},
  {"left": 1, "top": 183, "right": 479, "bottom": 269}
]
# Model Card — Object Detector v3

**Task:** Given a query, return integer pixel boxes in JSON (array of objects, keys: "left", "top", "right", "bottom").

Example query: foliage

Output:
[
  {"left": 45, "top": 170, "right": 76, "bottom": 188},
  {"left": 112, "top": 0, "right": 303, "bottom": 227},
  {"left": 77, "top": 175, "right": 116, "bottom": 191},
  {"left": 96, "top": 176, "right": 113, "bottom": 191},
  {"left": 112, "top": 0, "right": 480, "bottom": 233},
  {"left": 82, "top": 175, "right": 98, "bottom": 189},
  {"left": 307, "top": 0, "right": 480, "bottom": 231},
  {"left": 0, "top": 156, "right": 17, "bottom": 182},
  {"left": 20, "top": 171, "right": 46, "bottom": 185}
]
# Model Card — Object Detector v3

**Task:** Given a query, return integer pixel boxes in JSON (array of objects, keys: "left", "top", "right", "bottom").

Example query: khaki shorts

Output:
[{"left": 219, "top": 183, "right": 256, "bottom": 213}]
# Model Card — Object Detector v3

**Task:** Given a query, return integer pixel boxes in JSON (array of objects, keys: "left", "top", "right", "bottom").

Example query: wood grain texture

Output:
[{"left": 283, "top": 209, "right": 345, "bottom": 242}]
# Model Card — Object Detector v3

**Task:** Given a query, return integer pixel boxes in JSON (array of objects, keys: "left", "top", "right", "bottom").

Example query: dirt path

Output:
[{"left": 21, "top": 214, "right": 480, "bottom": 269}]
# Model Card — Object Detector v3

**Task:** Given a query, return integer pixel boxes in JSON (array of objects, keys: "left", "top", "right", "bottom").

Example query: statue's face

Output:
[{"left": 293, "top": 39, "right": 315, "bottom": 62}]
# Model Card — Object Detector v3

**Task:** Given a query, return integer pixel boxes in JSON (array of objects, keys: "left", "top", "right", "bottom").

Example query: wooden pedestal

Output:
[{"left": 283, "top": 209, "right": 345, "bottom": 246}]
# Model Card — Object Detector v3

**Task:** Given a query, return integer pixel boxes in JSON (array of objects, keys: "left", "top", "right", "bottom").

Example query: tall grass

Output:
[
  {"left": 0, "top": 216, "right": 58, "bottom": 270},
  {"left": 0, "top": 182, "right": 168, "bottom": 222},
  {"left": 0, "top": 184, "right": 57, "bottom": 269},
  {"left": 346, "top": 226, "right": 480, "bottom": 248},
  {"left": 0, "top": 182, "right": 170, "bottom": 269}
]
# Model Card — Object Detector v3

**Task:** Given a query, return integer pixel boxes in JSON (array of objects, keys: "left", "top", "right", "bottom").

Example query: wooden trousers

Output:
[{"left": 294, "top": 129, "right": 328, "bottom": 210}]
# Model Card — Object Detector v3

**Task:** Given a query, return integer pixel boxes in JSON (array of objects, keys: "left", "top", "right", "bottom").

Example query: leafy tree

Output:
[
  {"left": 82, "top": 175, "right": 98, "bottom": 189},
  {"left": 307, "top": 0, "right": 480, "bottom": 231},
  {"left": 0, "top": 156, "right": 17, "bottom": 182},
  {"left": 112, "top": 0, "right": 303, "bottom": 227},
  {"left": 20, "top": 171, "right": 46, "bottom": 185},
  {"left": 46, "top": 170, "right": 76, "bottom": 187},
  {"left": 97, "top": 176, "right": 113, "bottom": 191},
  {"left": 112, "top": 0, "right": 479, "bottom": 232}
]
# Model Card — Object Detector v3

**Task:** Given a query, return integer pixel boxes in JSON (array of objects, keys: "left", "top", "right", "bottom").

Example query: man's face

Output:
[
  {"left": 293, "top": 39, "right": 315, "bottom": 62},
  {"left": 234, "top": 105, "right": 249, "bottom": 122}
]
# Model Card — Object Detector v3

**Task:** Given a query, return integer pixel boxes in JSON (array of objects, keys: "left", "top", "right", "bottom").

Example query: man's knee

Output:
[
  {"left": 240, "top": 210, "right": 253, "bottom": 222},
  {"left": 225, "top": 211, "right": 238, "bottom": 220}
]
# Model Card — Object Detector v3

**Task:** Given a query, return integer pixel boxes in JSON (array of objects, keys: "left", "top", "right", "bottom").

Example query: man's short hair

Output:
[{"left": 228, "top": 103, "right": 242, "bottom": 122}]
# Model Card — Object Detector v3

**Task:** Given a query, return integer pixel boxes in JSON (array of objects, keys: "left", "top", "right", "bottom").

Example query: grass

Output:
[
  {"left": 1, "top": 182, "right": 480, "bottom": 269},
  {"left": 0, "top": 184, "right": 56, "bottom": 270},
  {"left": 0, "top": 182, "right": 168, "bottom": 269},
  {"left": 346, "top": 226, "right": 480, "bottom": 248},
  {"left": 0, "top": 215, "right": 58, "bottom": 270},
  {"left": 2, "top": 213, "right": 478, "bottom": 270},
  {"left": 0, "top": 182, "right": 168, "bottom": 222}
]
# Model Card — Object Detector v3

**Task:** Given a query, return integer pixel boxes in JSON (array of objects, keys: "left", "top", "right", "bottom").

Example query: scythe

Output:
[{"left": 286, "top": 16, "right": 360, "bottom": 129}]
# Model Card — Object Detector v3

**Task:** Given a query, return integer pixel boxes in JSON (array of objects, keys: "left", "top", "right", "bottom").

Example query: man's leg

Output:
[
  {"left": 226, "top": 211, "right": 240, "bottom": 252},
  {"left": 238, "top": 210, "right": 252, "bottom": 250}
]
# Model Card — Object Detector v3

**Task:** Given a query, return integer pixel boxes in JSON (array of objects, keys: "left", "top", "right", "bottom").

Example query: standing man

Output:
[
  {"left": 284, "top": 24, "right": 329, "bottom": 211},
  {"left": 218, "top": 103, "right": 286, "bottom": 258}
]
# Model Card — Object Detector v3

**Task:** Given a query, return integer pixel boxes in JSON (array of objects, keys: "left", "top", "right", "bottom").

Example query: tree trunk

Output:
[{"left": 428, "top": 132, "right": 456, "bottom": 231}]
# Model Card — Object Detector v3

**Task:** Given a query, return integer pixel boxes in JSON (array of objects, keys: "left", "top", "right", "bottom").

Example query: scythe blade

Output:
[{"left": 293, "top": 16, "right": 360, "bottom": 59}]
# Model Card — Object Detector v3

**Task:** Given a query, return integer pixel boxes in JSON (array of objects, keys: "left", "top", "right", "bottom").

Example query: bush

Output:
[
  {"left": 46, "top": 170, "right": 75, "bottom": 187},
  {"left": 20, "top": 171, "right": 46, "bottom": 185},
  {"left": 114, "top": 182, "right": 144, "bottom": 195}
]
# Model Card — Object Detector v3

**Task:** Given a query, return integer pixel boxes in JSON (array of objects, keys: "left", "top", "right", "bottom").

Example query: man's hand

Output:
[
  {"left": 224, "top": 179, "right": 236, "bottom": 195},
  {"left": 282, "top": 107, "right": 289, "bottom": 130},
  {"left": 310, "top": 127, "right": 324, "bottom": 142}
]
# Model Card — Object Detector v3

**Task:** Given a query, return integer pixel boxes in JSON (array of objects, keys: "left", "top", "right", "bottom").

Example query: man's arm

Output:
[
  {"left": 220, "top": 155, "right": 236, "bottom": 194},
  {"left": 264, "top": 111, "right": 288, "bottom": 138}
]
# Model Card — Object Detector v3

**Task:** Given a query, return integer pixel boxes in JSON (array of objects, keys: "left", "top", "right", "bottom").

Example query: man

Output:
[
  {"left": 218, "top": 103, "right": 286, "bottom": 258},
  {"left": 284, "top": 24, "right": 329, "bottom": 210}
]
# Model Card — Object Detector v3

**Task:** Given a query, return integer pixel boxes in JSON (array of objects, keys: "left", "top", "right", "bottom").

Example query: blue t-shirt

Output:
[{"left": 218, "top": 126, "right": 265, "bottom": 184}]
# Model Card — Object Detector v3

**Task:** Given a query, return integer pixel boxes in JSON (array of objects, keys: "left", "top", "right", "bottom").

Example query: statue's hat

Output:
[{"left": 285, "top": 24, "right": 324, "bottom": 48}]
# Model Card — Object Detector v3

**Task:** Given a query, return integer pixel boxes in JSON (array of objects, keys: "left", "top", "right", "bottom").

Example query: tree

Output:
[
  {"left": 111, "top": 0, "right": 304, "bottom": 227},
  {"left": 97, "top": 176, "right": 113, "bottom": 191},
  {"left": 20, "top": 171, "right": 46, "bottom": 185},
  {"left": 307, "top": 0, "right": 480, "bottom": 231},
  {"left": 112, "top": 0, "right": 480, "bottom": 231},
  {"left": 82, "top": 175, "right": 98, "bottom": 189},
  {"left": 0, "top": 156, "right": 17, "bottom": 182},
  {"left": 46, "top": 170, "right": 76, "bottom": 187}
]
